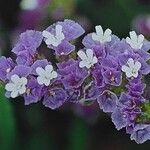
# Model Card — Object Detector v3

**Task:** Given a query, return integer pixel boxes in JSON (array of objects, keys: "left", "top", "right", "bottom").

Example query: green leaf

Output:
[
  {"left": 67, "top": 118, "right": 88, "bottom": 150},
  {"left": 0, "top": 85, "right": 17, "bottom": 149}
]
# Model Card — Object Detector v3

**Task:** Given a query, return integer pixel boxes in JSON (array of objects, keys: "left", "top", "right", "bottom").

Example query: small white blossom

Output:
[
  {"left": 42, "top": 25, "right": 65, "bottom": 47},
  {"left": 121, "top": 58, "right": 141, "bottom": 78},
  {"left": 126, "top": 31, "right": 144, "bottom": 50},
  {"left": 77, "top": 49, "right": 98, "bottom": 69},
  {"left": 92, "top": 25, "right": 112, "bottom": 43},
  {"left": 20, "top": 0, "right": 38, "bottom": 10},
  {"left": 5, "top": 74, "right": 27, "bottom": 98},
  {"left": 36, "top": 65, "right": 58, "bottom": 86}
]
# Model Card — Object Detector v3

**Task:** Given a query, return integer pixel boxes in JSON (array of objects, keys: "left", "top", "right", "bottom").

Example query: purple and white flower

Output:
[
  {"left": 5, "top": 74, "right": 27, "bottom": 98},
  {"left": 92, "top": 25, "right": 112, "bottom": 43},
  {"left": 126, "top": 31, "right": 144, "bottom": 50},
  {"left": 121, "top": 58, "right": 141, "bottom": 78},
  {"left": 1, "top": 19, "right": 150, "bottom": 144},
  {"left": 36, "top": 64, "right": 57, "bottom": 86},
  {"left": 77, "top": 49, "right": 98, "bottom": 69}
]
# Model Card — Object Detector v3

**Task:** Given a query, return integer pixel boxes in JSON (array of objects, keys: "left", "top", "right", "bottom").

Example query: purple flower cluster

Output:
[{"left": 1, "top": 19, "right": 150, "bottom": 144}]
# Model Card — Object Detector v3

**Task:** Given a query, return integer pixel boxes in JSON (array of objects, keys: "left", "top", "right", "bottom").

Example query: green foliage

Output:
[
  {"left": 0, "top": 85, "right": 17, "bottom": 150},
  {"left": 67, "top": 118, "right": 89, "bottom": 150},
  {"left": 77, "top": 0, "right": 150, "bottom": 37},
  {"left": 136, "top": 103, "right": 150, "bottom": 123}
]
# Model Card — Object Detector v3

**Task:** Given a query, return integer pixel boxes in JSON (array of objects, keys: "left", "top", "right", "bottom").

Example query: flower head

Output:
[
  {"left": 43, "top": 19, "right": 85, "bottom": 55},
  {"left": 2, "top": 19, "right": 150, "bottom": 143},
  {"left": 92, "top": 25, "right": 112, "bottom": 43},
  {"left": 121, "top": 58, "right": 141, "bottom": 78},
  {"left": 42, "top": 24, "right": 65, "bottom": 47},
  {"left": 126, "top": 31, "right": 144, "bottom": 50},
  {"left": 77, "top": 49, "right": 98, "bottom": 69},
  {"left": 36, "top": 64, "right": 57, "bottom": 86},
  {"left": 5, "top": 74, "right": 27, "bottom": 98}
]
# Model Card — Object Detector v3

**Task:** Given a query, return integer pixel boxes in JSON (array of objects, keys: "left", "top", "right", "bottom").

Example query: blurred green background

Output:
[{"left": 0, "top": 0, "right": 150, "bottom": 149}]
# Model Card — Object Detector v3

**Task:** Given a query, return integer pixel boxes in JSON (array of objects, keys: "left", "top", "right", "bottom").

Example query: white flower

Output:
[
  {"left": 42, "top": 25, "right": 65, "bottom": 47},
  {"left": 121, "top": 58, "right": 141, "bottom": 78},
  {"left": 92, "top": 25, "right": 112, "bottom": 43},
  {"left": 36, "top": 65, "right": 58, "bottom": 86},
  {"left": 20, "top": 0, "right": 38, "bottom": 10},
  {"left": 126, "top": 31, "right": 144, "bottom": 50},
  {"left": 77, "top": 49, "right": 98, "bottom": 69},
  {"left": 5, "top": 74, "right": 27, "bottom": 98}
]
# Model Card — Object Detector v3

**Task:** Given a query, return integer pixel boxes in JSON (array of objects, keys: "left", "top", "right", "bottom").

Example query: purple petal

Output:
[
  {"left": 58, "top": 19, "right": 85, "bottom": 40},
  {"left": 97, "top": 90, "right": 118, "bottom": 113},
  {"left": 54, "top": 40, "right": 75, "bottom": 55},
  {"left": 43, "top": 88, "right": 67, "bottom": 109},
  {"left": 130, "top": 124, "right": 150, "bottom": 144},
  {"left": 0, "top": 57, "right": 15, "bottom": 81},
  {"left": 12, "top": 30, "right": 43, "bottom": 55},
  {"left": 111, "top": 108, "right": 127, "bottom": 130},
  {"left": 7, "top": 65, "right": 31, "bottom": 79}
]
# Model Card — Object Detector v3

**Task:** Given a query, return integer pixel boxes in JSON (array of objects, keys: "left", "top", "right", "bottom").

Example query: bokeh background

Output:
[{"left": 1, "top": 0, "right": 150, "bottom": 149}]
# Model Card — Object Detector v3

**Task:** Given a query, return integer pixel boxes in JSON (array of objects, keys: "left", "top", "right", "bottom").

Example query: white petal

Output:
[
  {"left": 50, "top": 71, "right": 58, "bottom": 79},
  {"left": 42, "top": 30, "right": 51, "bottom": 38},
  {"left": 138, "top": 34, "right": 144, "bottom": 44},
  {"left": 95, "top": 25, "right": 103, "bottom": 35},
  {"left": 77, "top": 51, "right": 87, "bottom": 60},
  {"left": 21, "top": 77, "right": 27, "bottom": 85},
  {"left": 92, "top": 33, "right": 99, "bottom": 41},
  {"left": 138, "top": 43, "right": 143, "bottom": 49},
  {"left": 45, "top": 65, "right": 53, "bottom": 73},
  {"left": 121, "top": 65, "right": 129, "bottom": 73},
  {"left": 130, "top": 31, "right": 137, "bottom": 41},
  {"left": 105, "top": 36, "right": 111, "bottom": 42},
  {"left": 37, "top": 76, "right": 45, "bottom": 85},
  {"left": 36, "top": 67, "right": 45, "bottom": 77},
  {"left": 11, "top": 90, "right": 19, "bottom": 98},
  {"left": 92, "top": 56, "right": 98, "bottom": 64},
  {"left": 126, "top": 71, "right": 133, "bottom": 78},
  {"left": 5, "top": 83, "right": 15, "bottom": 91},
  {"left": 52, "top": 40, "right": 60, "bottom": 47},
  {"left": 19, "top": 86, "right": 26, "bottom": 95},
  {"left": 56, "top": 25, "right": 63, "bottom": 35},
  {"left": 56, "top": 25, "right": 65, "bottom": 40},
  {"left": 86, "top": 49, "right": 93, "bottom": 60},
  {"left": 11, "top": 74, "right": 20, "bottom": 83},
  {"left": 44, "top": 79, "right": 50, "bottom": 86},
  {"left": 57, "top": 34, "right": 65, "bottom": 42},
  {"left": 92, "top": 25, "right": 104, "bottom": 41},
  {"left": 104, "top": 28, "right": 112, "bottom": 37},
  {"left": 127, "top": 58, "right": 134, "bottom": 67},
  {"left": 133, "top": 72, "right": 138, "bottom": 78},
  {"left": 79, "top": 61, "right": 87, "bottom": 68},
  {"left": 126, "top": 37, "right": 131, "bottom": 45},
  {"left": 135, "top": 61, "right": 141, "bottom": 70},
  {"left": 85, "top": 64, "right": 92, "bottom": 69},
  {"left": 46, "top": 38, "right": 56, "bottom": 45}
]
